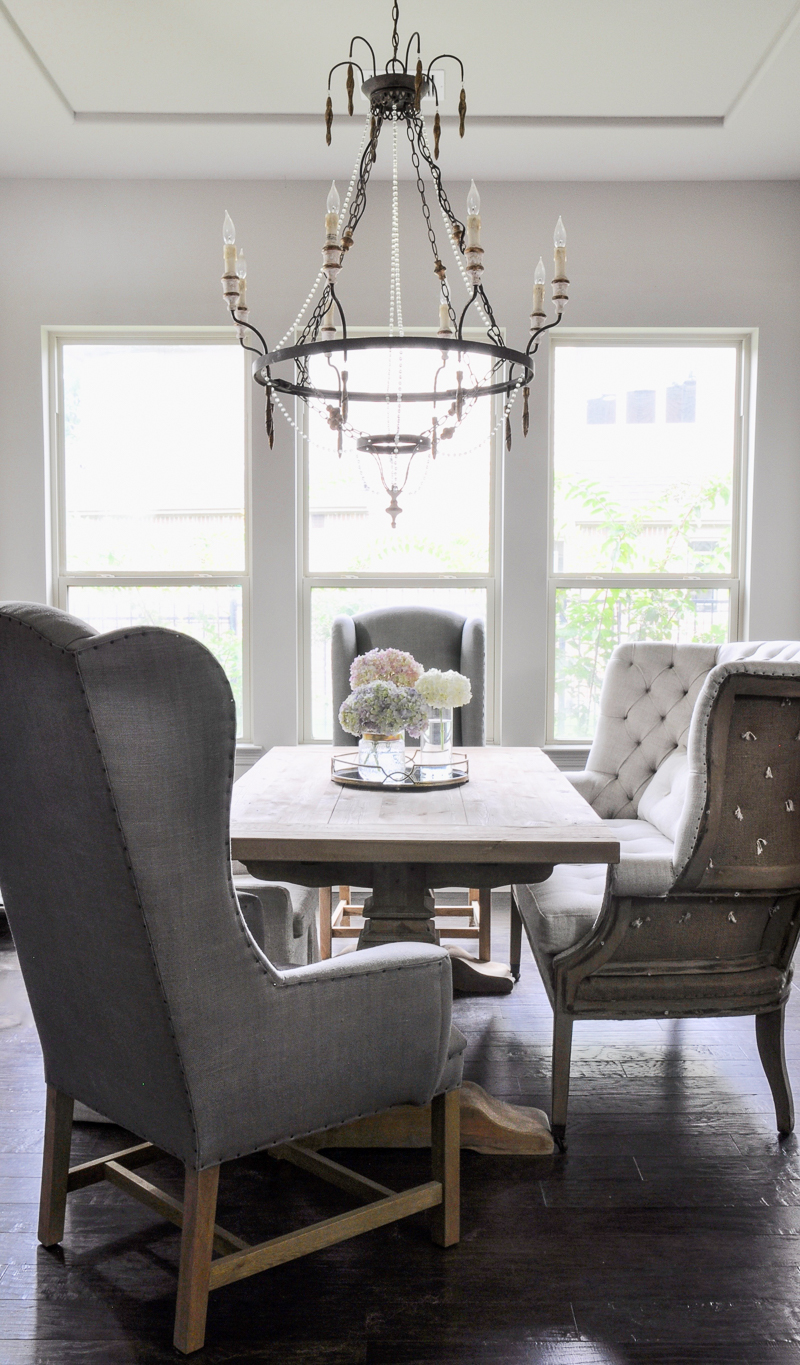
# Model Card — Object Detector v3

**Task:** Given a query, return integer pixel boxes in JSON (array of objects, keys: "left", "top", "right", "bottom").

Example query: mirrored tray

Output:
[{"left": 331, "top": 750, "right": 469, "bottom": 791}]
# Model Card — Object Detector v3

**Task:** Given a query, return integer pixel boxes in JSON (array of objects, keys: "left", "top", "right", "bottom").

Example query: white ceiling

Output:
[{"left": 2, "top": 0, "right": 800, "bottom": 180}]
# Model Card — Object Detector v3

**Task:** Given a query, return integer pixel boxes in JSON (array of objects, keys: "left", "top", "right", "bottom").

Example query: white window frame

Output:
[
  {"left": 296, "top": 326, "right": 505, "bottom": 744},
  {"left": 45, "top": 326, "right": 254, "bottom": 741},
  {"left": 546, "top": 327, "right": 755, "bottom": 747}
]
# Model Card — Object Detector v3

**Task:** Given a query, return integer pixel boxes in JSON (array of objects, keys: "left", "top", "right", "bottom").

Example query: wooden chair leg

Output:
[
  {"left": 38, "top": 1085, "right": 74, "bottom": 1246},
  {"left": 174, "top": 1165, "right": 220, "bottom": 1355},
  {"left": 319, "top": 886, "right": 332, "bottom": 959},
  {"left": 430, "top": 1088, "right": 460, "bottom": 1247},
  {"left": 339, "top": 886, "right": 352, "bottom": 925},
  {"left": 509, "top": 892, "right": 523, "bottom": 981},
  {"left": 477, "top": 888, "right": 492, "bottom": 962},
  {"left": 756, "top": 1005, "right": 795, "bottom": 1136},
  {"left": 551, "top": 1011, "right": 574, "bottom": 1152}
]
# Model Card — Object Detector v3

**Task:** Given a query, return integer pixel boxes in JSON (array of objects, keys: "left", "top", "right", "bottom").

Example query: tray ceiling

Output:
[{"left": 1, "top": 0, "right": 800, "bottom": 179}]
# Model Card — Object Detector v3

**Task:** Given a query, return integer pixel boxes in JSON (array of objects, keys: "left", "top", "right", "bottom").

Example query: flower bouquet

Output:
[
  {"left": 415, "top": 668, "right": 473, "bottom": 773},
  {"left": 338, "top": 648, "right": 429, "bottom": 781}
]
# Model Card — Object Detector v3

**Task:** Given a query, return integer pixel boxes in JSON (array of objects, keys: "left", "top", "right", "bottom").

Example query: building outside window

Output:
[
  {"left": 299, "top": 331, "right": 502, "bottom": 741},
  {"left": 47, "top": 329, "right": 250, "bottom": 737},
  {"left": 548, "top": 331, "right": 751, "bottom": 743}
]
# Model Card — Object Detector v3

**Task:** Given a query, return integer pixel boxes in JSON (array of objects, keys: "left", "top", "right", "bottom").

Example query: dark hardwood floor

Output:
[{"left": 3, "top": 902, "right": 800, "bottom": 1363}]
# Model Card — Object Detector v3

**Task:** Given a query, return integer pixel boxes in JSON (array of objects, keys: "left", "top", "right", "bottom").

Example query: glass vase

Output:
[
  {"left": 418, "top": 705, "right": 453, "bottom": 779},
  {"left": 357, "top": 732, "right": 406, "bottom": 783}
]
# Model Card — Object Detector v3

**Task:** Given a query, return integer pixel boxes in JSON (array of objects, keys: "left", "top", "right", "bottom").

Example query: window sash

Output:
[
  {"left": 47, "top": 327, "right": 253, "bottom": 741},
  {"left": 297, "top": 327, "right": 504, "bottom": 744},
  {"left": 546, "top": 329, "right": 752, "bottom": 746}
]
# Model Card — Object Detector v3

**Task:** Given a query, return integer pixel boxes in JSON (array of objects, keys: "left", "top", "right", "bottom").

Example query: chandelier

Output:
[{"left": 220, "top": 1, "right": 569, "bottom": 525}]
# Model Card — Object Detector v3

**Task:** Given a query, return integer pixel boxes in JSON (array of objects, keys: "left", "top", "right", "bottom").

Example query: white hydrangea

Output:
[{"left": 416, "top": 668, "right": 472, "bottom": 708}]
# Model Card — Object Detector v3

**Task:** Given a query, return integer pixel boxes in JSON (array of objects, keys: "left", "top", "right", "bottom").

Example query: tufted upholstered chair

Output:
[
  {"left": 331, "top": 605, "right": 485, "bottom": 746},
  {"left": 512, "top": 641, "right": 800, "bottom": 1148},
  {"left": 0, "top": 602, "right": 464, "bottom": 1354}
]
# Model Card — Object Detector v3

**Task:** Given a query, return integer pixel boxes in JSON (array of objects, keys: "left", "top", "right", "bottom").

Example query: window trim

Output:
[
  {"left": 296, "top": 326, "right": 504, "bottom": 744},
  {"left": 546, "top": 327, "right": 754, "bottom": 746},
  {"left": 45, "top": 326, "right": 254, "bottom": 741}
]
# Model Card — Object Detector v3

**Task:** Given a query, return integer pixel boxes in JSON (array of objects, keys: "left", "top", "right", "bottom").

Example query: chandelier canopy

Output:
[{"left": 220, "top": 1, "right": 570, "bottom": 524}]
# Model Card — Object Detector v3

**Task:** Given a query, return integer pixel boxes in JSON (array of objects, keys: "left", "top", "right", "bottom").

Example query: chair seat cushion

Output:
[
  {"left": 438, "top": 1024, "right": 468, "bottom": 1093},
  {"left": 515, "top": 818, "right": 675, "bottom": 958}
]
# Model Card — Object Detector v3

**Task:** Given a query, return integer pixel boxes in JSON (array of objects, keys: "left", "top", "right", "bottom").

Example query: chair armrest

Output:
[
  {"left": 235, "top": 890, "right": 266, "bottom": 950},
  {"left": 566, "top": 769, "right": 607, "bottom": 808}
]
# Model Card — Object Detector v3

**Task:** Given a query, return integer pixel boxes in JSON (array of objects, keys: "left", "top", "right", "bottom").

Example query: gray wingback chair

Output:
[
  {"left": 331, "top": 605, "right": 485, "bottom": 746},
  {"left": 0, "top": 602, "right": 464, "bottom": 1354},
  {"left": 512, "top": 641, "right": 800, "bottom": 1148}
]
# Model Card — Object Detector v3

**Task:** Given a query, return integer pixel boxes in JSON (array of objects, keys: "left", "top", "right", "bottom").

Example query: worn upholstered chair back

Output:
[
  {"left": 672, "top": 661, "right": 800, "bottom": 893},
  {"left": 580, "top": 641, "right": 800, "bottom": 821},
  {"left": 331, "top": 605, "right": 485, "bottom": 745},
  {"left": 0, "top": 603, "right": 265, "bottom": 1164}
]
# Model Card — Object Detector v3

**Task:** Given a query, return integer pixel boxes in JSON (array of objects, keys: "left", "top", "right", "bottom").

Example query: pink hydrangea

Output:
[{"left": 349, "top": 647, "right": 423, "bottom": 689}]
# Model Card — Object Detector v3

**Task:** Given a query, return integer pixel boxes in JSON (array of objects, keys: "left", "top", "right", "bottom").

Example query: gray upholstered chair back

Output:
[
  {"left": 0, "top": 603, "right": 455, "bottom": 1171},
  {"left": 580, "top": 641, "right": 800, "bottom": 820},
  {"left": 331, "top": 606, "right": 485, "bottom": 746},
  {"left": 0, "top": 603, "right": 244, "bottom": 1164}
]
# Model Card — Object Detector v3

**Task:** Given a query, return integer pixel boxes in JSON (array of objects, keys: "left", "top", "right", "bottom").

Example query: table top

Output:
[{"left": 230, "top": 746, "right": 620, "bottom": 867}]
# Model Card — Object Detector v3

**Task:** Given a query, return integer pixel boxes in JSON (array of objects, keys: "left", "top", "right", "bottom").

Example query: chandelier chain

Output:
[
  {"left": 404, "top": 119, "right": 457, "bottom": 330},
  {"left": 390, "top": 0, "right": 400, "bottom": 68},
  {"left": 275, "top": 114, "right": 371, "bottom": 350},
  {"left": 342, "top": 112, "right": 383, "bottom": 245},
  {"left": 388, "top": 111, "right": 404, "bottom": 457}
]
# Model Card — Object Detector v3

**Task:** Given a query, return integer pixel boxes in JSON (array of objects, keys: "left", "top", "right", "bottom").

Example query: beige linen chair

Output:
[
  {"left": 512, "top": 643, "right": 800, "bottom": 1148},
  {"left": 0, "top": 602, "right": 464, "bottom": 1354}
]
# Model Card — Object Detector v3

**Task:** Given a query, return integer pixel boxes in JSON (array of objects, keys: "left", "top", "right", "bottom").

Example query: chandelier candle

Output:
[
  {"left": 221, "top": 211, "right": 240, "bottom": 312},
  {"left": 531, "top": 257, "right": 546, "bottom": 330},
  {"left": 218, "top": 1, "right": 571, "bottom": 523},
  {"left": 552, "top": 215, "right": 569, "bottom": 313},
  {"left": 236, "top": 250, "right": 247, "bottom": 311}
]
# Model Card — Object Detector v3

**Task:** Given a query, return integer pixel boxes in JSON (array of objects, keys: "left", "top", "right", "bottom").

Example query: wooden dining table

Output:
[{"left": 230, "top": 745, "right": 620, "bottom": 1155}]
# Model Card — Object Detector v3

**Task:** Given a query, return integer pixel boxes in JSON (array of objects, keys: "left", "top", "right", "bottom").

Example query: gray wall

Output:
[{"left": 1, "top": 178, "right": 799, "bottom": 753}]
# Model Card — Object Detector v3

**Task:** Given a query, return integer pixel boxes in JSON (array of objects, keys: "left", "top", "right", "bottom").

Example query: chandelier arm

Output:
[
  {"left": 327, "top": 59, "right": 366, "bottom": 90},
  {"left": 411, "top": 114, "right": 465, "bottom": 252},
  {"left": 457, "top": 285, "right": 480, "bottom": 340},
  {"left": 525, "top": 310, "right": 563, "bottom": 356},
  {"left": 403, "top": 31, "right": 421, "bottom": 73},
  {"left": 348, "top": 36, "right": 377, "bottom": 76},
  {"left": 230, "top": 307, "right": 270, "bottom": 357},
  {"left": 425, "top": 53, "right": 465, "bottom": 83},
  {"left": 238, "top": 338, "right": 265, "bottom": 359},
  {"left": 329, "top": 283, "right": 348, "bottom": 342}
]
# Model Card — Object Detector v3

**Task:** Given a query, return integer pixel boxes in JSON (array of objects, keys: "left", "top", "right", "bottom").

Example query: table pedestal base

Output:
[
  {"left": 358, "top": 865, "right": 438, "bottom": 948},
  {"left": 357, "top": 866, "right": 515, "bottom": 994},
  {"left": 300, "top": 1082, "right": 553, "bottom": 1156},
  {"left": 448, "top": 946, "right": 515, "bottom": 995}
]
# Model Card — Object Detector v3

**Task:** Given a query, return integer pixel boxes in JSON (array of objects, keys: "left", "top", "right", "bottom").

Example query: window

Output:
[
  {"left": 549, "top": 332, "right": 750, "bottom": 743},
  {"left": 48, "top": 331, "right": 250, "bottom": 736},
  {"left": 299, "top": 332, "right": 501, "bottom": 741}
]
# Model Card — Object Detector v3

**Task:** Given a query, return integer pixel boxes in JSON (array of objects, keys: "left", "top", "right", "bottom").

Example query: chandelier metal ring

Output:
[
  {"left": 253, "top": 335, "right": 534, "bottom": 405},
  {"left": 220, "top": 0, "right": 570, "bottom": 523}
]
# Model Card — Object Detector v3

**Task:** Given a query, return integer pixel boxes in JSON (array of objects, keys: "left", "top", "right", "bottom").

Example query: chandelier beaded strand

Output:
[{"left": 219, "top": 0, "right": 570, "bottom": 523}]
